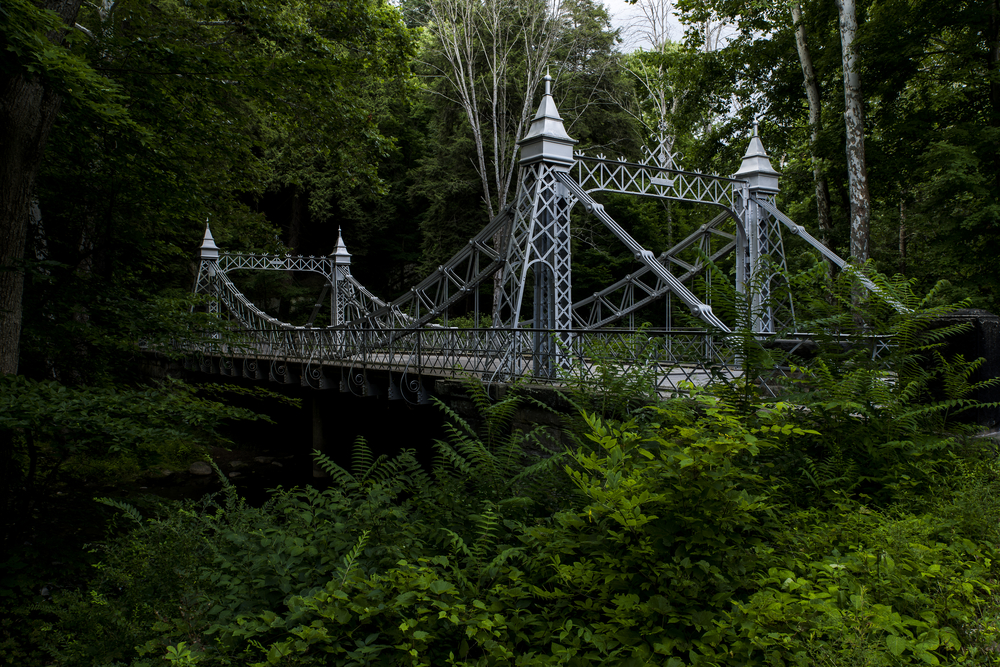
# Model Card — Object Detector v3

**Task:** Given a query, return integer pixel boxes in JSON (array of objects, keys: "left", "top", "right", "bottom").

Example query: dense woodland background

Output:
[{"left": 2, "top": 0, "right": 1000, "bottom": 665}]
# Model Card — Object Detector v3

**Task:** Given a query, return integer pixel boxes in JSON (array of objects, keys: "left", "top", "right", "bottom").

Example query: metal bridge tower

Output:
[
  {"left": 733, "top": 122, "right": 789, "bottom": 333},
  {"left": 492, "top": 74, "right": 577, "bottom": 376}
]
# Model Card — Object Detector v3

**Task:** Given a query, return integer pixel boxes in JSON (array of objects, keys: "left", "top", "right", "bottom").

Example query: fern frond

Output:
[
  {"left": 351, "top": 438, "right": 375, "bottom": 477},
  {"left": 338, "top": 529, "right": 370, "bottom": 583},
  {"left": 312, "top": 451, "right": 357, "bottom": 488},
  {"left": 96, "top": 497, "right": 143, "bottom": 525},
  {"left": 433, "top": 440, "right": 477, "bottom": 477}
]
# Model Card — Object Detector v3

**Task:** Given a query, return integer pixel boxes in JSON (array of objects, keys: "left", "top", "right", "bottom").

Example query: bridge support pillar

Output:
[
  {"left": 733, "top": 123, "right": 790, "bottom": 334},
  {"left": 310, "top": 395, "right": 329, "bottom": 478},
  {"left": 194, "top": 223, "right": 221, "bottom": 315},
  {"left": 494, "top": 73, "right": 577, "bottom": 379}
]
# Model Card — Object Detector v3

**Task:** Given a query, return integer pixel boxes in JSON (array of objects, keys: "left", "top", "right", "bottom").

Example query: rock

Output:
[
  {"left": 253, "top": 456, "right": 275, "bottom": 464},
  {"left": 159, "top": 469, "right": 174, "bottom": 477},
  {"left": 271, "top": 461, "right": 283, "bottom": 468},
  {"left": 228, "top": 472, "right": 241, "bottom": 478},
  {"left": 229, "top": 460, "right": 247, "bottom": 469},
  {"left": 189, "top": 461, "right": 213, "bottom": 476}
]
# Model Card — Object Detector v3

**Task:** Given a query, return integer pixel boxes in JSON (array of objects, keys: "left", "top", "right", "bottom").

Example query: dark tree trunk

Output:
[
  {"left": 278, "top": 190, "right": 305, "bottom": 322},
  {"left": 0, "top": 0, "right": 82, "bottom": 376}
]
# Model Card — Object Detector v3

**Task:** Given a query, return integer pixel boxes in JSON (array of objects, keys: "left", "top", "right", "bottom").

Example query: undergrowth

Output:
[{"left": 8, "top": 275, "right": 1000, "bottom": 666}]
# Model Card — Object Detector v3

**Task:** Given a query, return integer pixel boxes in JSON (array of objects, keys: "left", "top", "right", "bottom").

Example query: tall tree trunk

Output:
[
  {"left": 278, "top": 190, "right": 304, "bottom": 322},
  {"left": 835, "top": 0, "right": 871, "bottom": 263},
  {"left": 988, "top": 0, "right": 999, "bottom": 195},
  {"left": 791, "top": 2, "right": 833, "bottom": 258},
  {"left": 990, "top": 0, "right": 1000, "bottom": 123},
  {"left": 0, "top": 0, "right": 82, "bottom": 376}
]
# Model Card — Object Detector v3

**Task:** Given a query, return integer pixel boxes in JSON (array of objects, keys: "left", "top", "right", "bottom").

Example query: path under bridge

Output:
[{"left": 188, "top": 75, "right": 889, "bottom": 402}]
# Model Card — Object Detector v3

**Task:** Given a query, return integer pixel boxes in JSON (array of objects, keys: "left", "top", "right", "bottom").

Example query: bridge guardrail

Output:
[{"left": 167, "top": 326, "right": 895, "bottom": 396}]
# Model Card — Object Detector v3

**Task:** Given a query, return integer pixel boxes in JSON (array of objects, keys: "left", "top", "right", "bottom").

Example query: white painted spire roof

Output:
[
  {"left": 521, "top": 73, "right": 574, "bottom": 144},
  {"left": 734, "top": 121, "right": 780, "bottom": 180},
  {"left": 331, "top": 227, "right": 352, "bottom": 264},
  {"left": 199, "top": 222, "right": 220, "bottom": 258}
]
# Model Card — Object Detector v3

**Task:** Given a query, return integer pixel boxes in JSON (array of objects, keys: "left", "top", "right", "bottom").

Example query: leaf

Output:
[{"left": 886, "top": 634, "right": 907, "bottom": 657}]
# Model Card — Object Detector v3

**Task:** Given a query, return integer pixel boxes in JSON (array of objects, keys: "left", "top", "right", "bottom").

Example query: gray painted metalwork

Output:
[{"left": 190, "top": 75, "right": 892, "bottom": 388}]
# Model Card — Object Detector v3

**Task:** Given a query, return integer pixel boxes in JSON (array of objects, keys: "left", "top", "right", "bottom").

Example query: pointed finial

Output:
[
  {"left": 519, "top": 67, "right": 576, "bottom": 166},
  {"left": 733, "top": 119, "right": 780, "bottom": 193},
  {"left": 199, "top": 220, "right": 220, "bottom": 259},
  {"left": 331, "top": 226, "right": 352, "bottom": 266}
]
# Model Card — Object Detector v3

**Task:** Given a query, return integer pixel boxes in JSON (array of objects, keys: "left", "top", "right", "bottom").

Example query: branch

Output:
[{"left": 74, "top": 23, "right": 95, "bottom": 40}]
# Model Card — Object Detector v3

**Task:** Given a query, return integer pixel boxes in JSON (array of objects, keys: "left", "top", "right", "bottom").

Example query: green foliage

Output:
[
  {"left": 558, "top": 328, "right": 662, "bottom": 421},
  {"left": 776, "top": 272, "right": 1000, "bottom": 506},
  {"left": 11, "top": 282, "right": 1000, "bottom": 667},
  {"left": 430, "top": 378, "right": 561, "bottom": 509},
  {"left": 0, "top": 0, "right": 130, "bottom": 123},
  {"left": 26, "top": 370, "right": 1000, "bottom": 666}
]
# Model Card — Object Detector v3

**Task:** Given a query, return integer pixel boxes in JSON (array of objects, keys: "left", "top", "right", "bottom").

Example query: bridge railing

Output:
[
  {"left": 175, "top": 325, "right": 896, "bottom": 396},
  {"left": 181, "top": 326, "right": 887, "bottom": 394}
]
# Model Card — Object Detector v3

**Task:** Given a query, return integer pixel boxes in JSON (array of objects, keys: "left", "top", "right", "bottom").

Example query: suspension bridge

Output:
[{"left": 186, "top": 75, "right": 872, "bottom": 404}]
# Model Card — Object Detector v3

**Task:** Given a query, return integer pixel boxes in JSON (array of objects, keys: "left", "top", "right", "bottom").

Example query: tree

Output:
[
  {"left": 834, "top": 0, "right": 870, "bottom": 263},
  {"left": 0, "top": 0, "right": 98, "bottom": 375},
  {"left": 421, "top": 0, "right": 564, "bottom": 220},
  {"left": 411, "top": 0, "right": 642, "bottom": 275},
  {"left": 791, "top": 1, "right": 833, "bottom": 255}
]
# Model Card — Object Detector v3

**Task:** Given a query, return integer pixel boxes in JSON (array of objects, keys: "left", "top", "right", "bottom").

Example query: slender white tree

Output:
[
  {"left": 790, "top": 1, "right": 833, "bottom": 254},
  {"left": 834, "top": 0, "right": 871, "bottom": 263},
  {"left": 423, "top": 0, "right": 565, "bottom": 218}
]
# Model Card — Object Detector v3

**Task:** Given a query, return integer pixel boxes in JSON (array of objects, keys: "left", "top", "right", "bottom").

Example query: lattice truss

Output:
[
  {"left": 566, "top": 153, "right": 801, "bottom": 334},
  {"left": 193, "top": 210, "right": 513, "bottom": 343},
  {"left": 196, "top": 252, "right": 389, "bottom": 331},
  {"left": 573, "top": 155, "right": 743, "bottom": 210},
  {"left": 493, "top": 163, "right": 574, "bottom": 331},
  {"left": 194, "top": 165, "right": 810, "bottom": 345}
]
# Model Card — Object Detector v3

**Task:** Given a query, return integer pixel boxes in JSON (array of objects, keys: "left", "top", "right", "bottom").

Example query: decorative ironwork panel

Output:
[{"left": 572, "top": 155, "right": 743, "bottom": 211}]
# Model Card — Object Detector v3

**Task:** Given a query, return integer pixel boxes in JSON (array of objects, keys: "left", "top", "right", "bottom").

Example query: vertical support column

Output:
[
  {"left": 494, "top": 74, "right": 578, "bottom": 379},
  {"left": 330, "top": 228, "right": 352, "bottom": 327},
  {"left": 311, "top": 395, "right": 329, "bottom": 478},
  {"left": 195, "top": 223, "right": 221, "bottom": 316},
  {"left": 732, "top": 123, "right": 782, "bottom": 334}
]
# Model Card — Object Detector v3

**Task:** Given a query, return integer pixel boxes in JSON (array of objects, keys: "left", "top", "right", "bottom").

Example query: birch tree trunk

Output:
[
  {"left": 791, "top": 1, "right": 833, "bottom": 256},
  {"left": 425, "top": 0, "right": 562, "bottom": 217},
  {"left": 0, "top": 0, "right": 82, "bottom": 375},
  {"left": 989, "top": 0, "right": 999, "bottom": 194},
  {"left": 834, "top": 0, "right": 871, "bottom": 263}
]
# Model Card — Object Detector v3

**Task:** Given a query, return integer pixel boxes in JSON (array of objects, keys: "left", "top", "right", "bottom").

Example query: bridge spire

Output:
[
  {"left": 733, "top": 121, "right": 780, "bottom": 194},
  {"left": 199, "top": 222, "right": 220, "bottom": 259},
  {"left": 732, "top": 120, "right": 786, "bottom": 334},
  {"left": 330, "top": 227, "right": 352, "bottom": 278},
  {"left": 518, "top": 72, "right": 576, "bottom": 167},
  {"left": 195, "top": 221, "right": 220, "bottom": 314}
]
